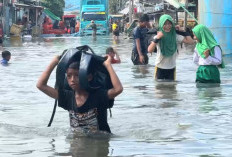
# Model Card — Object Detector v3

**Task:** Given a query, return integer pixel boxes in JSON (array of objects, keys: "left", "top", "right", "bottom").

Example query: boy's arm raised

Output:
[
  {"left": 148, "top": 31, "right": 163, "bottom": 53},
  {"left": 104, "top": 55, "right": 123, "bottom": 99},
  {"left": 36, "top": 56, "right": 59, "bottom": 99},
  {"left": 114, "top": 50, "right": 121, "bottom": 63}
]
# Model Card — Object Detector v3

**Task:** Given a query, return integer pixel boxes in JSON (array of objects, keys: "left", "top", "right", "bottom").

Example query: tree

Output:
[
  {"left": 41, "top": 0, "right": 65, "bottom": 18},
  {"left": 109, "top": 0, "right": 117, "bottom": 14},
  {"left": 109, "top": 0, "right": 124, "bottom": 14}
]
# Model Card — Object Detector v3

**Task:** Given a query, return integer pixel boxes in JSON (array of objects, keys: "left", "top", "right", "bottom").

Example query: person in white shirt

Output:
[{"left": 148, "top": 14, "right": 195, "bottom": 81}]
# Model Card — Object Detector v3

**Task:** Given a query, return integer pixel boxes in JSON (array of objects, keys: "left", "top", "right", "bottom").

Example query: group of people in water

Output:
[
  {"left": 28, "top": 13, "right": 226, "bottom": 136},
  {"left": 131, "top": 14, "right": 224, "bottom": 83}
]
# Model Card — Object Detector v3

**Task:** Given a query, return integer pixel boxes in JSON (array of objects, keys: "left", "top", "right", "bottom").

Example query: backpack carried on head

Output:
[{"left": 47, "top": 45, "right": 114, "bottom": 127}]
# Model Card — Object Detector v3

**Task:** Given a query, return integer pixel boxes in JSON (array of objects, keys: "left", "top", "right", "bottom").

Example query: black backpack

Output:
[{"left": 47, "top": 45, "right": 114, "bottom": 127}]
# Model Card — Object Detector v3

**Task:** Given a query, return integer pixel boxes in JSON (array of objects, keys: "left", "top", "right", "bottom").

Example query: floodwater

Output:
[{"left": 0, "top": 35, "right": 232, "bottom": 157}]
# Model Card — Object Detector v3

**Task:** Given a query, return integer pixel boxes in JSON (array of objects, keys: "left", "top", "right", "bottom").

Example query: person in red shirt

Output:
[
  {"left": 59, "top": 21, "right": 65, "bottom": 29},
  {"left": 105, "top": 47, "right": 121, "bottom": 64},
  {"left": 65, "top": 26, "right": 71, "bottom": 34}
]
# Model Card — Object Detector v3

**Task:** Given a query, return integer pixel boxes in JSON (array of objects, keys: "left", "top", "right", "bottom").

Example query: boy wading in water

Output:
[
  {"left": 37, "top": 54, "right": 123, "bottom": 135},
  {"left": 192, "top": 24, "right": 225, "bottom": 83},
  {"left": 131, "top": 14, "right": 151, "bottom": 65}
]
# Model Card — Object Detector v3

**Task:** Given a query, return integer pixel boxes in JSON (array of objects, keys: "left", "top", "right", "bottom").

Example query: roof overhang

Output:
[{"left": 14, "top": 3, "right": 43, "bottom": 9}]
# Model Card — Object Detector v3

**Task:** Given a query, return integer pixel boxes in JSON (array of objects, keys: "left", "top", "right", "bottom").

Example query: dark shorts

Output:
[
  {"left": 154, "top": 66, "right": 176, "bottom": 81},
  {"left": 113, "top": 30, "right": 119, "bottom": 36},
  {"left": 131, "top": 50, "right": 148, "bottom": 65}
]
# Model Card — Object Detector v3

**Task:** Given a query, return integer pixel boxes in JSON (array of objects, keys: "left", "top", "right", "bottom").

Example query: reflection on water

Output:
[
  {"left": 131, "top": 65, "right": 150, "bottom": 78},
  {"left": 67, "top": 137, "right": 110, "bottom": 157},
  {"left": 1, "top": 36, "right": 232, "bottom": 157},
  {"left": 50, "top": 137, "right": 110, "bottom": 157},
  {"left": 196, "top": 85, "right": 222, "bottom": 113},
  {"left": 155, "top": 82, "right": 179, "bottom": 108}
]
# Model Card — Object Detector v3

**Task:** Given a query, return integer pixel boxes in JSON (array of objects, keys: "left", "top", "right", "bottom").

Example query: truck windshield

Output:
[{"left": 82, "top": 13, "right": 106, "bottom": 21}]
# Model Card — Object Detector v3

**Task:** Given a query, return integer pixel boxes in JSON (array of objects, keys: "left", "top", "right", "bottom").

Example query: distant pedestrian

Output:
[
  {"left": 87, "top": 20, "right": 97, "bottom": 37},
  {"left": 192, "top": 24, "right": 225, "bottom": 83},
  {"left": 70, "top": 18, "right": 76, "bottom": 34},
  {"left": 112, "top": 21, "right": 120, "bottom": 41},
  {"left": 22, "top": 12, "right": 28, "bottom": 28},
  {"left": 106, "top": 47, "right": 121, "bottom": 64},
  {"left": 1, "top": 51, "right": 11, "bottom": 66}
]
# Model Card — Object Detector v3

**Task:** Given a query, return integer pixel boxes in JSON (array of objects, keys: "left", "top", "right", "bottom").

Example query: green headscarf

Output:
[
  {"left": 158, "top": 14, "right": 177, "bottom": 57},
  {"left": 192, "top": 24, "right": 225, "bottom": 68}
]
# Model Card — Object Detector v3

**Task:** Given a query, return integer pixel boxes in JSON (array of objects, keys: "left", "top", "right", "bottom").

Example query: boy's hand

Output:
[
  {"left": 175, "top": 25, "right": 180, "bottom": 31},
  {"left": 156, "top": 31, "right": 164, "bottom": 39},
  {"left": 203, "top": 49, "right": 210, "bottom": 58},
  {"left": 103, "top": 55, "right": 112, "bottom": 67},
  {"left": 139, "top": 55, "right": 145, "bottom": 64}
]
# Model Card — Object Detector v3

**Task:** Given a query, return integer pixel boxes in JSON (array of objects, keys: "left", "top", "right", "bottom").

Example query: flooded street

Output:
[{"left": 0, "top": 35, "right": 232, "bottom": 157}]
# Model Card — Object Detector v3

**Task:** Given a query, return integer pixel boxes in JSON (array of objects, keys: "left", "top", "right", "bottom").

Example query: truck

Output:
[{"left": 80, "top": 0, "right": 109, "bottom": 35}]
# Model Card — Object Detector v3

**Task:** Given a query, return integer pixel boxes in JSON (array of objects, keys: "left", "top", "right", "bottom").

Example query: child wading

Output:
[
  {"left": 106, "top": 47, "right": 121, "bottom": 64},
  {"left": 192, "top": 24, "right": 225, "bottom": 83},
  {"left": 131, "top": 14, "right": 150, "bottom": 65},
  {"left": 1, "top": 51, "right": 11, "bottom": 66},
  {"left": 37, "top": 54, "right": 123, "bottom": 135}
]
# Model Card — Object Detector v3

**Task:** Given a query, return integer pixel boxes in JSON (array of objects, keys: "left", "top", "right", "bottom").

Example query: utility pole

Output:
[
  {"left": 129, "top": 0, "right": 132, "bottom": 24},
  {"left": 184, "top": 0, "right": 189, "bottom": 29},
  {"left": 119, "top": 0, "right": 122, "bottom": 11},
  {"left": 2, "top": 0, "right": 6, "bottom": 36},
  {"left": 129, "top": 0, "right": 134, "bottom": 24},
  {"left": 2, "top": 0, "right": 10, "bottom": 36}
]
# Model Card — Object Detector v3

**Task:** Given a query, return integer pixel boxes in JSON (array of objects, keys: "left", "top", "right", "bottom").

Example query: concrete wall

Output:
[{"left": 199, "top": 0, "right": 232, "bottom": 54}]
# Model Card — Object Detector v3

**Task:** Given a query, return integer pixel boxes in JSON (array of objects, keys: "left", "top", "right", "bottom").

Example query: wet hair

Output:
[
  {"left": 68, "top": 61, "right": 80, "bottom": 70},
  {"left": 105, "top": 47, "right": 114, "bottom": 54},
  {"left": 139, "top": 14, "right": 149, "bottom": 22},
  {"left": 2, "top": 51, "right": 11, "bottom": 59},
  {"left": 67, "top": 61, "right": 94, "bottom": 75}
]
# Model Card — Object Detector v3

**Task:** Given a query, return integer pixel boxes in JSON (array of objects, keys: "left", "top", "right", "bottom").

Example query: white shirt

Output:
[
  {"left": 193, "top": 46, "right": 222, "bottom": 66},
  {"left": 155, "top": 35, "right": 184, "bottom": 69}
]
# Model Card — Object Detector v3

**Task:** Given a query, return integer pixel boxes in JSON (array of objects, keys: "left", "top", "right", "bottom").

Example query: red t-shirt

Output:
[{"left": 111, "top": 58, "right": 120, "bottom": 64}]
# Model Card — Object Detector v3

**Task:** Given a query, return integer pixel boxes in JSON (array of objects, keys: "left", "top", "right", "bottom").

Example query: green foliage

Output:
[
  {"left": 109, "top": 0, "right": 119, "bottom": 14},
  {"left": 41, "top": 0, "right": 65, "bottom": 18}
]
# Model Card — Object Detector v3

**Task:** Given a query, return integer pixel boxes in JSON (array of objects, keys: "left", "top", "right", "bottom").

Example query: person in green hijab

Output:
[
  {"left": 148, "top": 14, "right": 194, "bottom": 81},
  {"left": 192, "top": 24, "right": 225, "bottom": 83}
]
